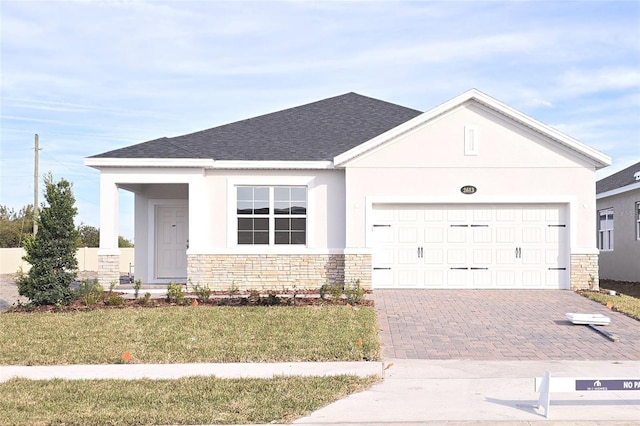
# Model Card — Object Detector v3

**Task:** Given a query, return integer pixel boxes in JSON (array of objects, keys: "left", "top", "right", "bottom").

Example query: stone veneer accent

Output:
[
  {"left": 344, "top": 253, "right": 372, "bottom": 289},
  {"left": 570, "top": 253, "right": 599, "bottom": 290},
  {"left": 187, "top": 253, "right": 372, "bottom": 291},
  {"left": 97, "top": 254, "right": 120, "bottom": 288}
]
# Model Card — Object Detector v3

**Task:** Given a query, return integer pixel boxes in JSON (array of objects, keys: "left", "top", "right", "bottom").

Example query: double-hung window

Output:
[
  {"left": 237, "top": 186, "right": 307, "bottom": 245},
  {"left": 636, "top": 202, "right": 640, "bottom": 241},
  {"left": 598, "top": 208, "right": 614, "bottom": 251}
]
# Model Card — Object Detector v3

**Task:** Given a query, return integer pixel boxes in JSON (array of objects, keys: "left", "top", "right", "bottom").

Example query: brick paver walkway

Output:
[{"left": 373, "top": 290, "right": 640, "bottom": 360}]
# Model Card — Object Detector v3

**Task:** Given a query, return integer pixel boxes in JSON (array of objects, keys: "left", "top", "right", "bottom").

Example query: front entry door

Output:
[{"left": 156, "top": 205, "right": 188, "bottom": 279}]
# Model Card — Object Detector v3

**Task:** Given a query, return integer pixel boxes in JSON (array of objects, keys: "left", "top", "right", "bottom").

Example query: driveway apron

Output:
[{"left": 373, "top": 289, "right": 640, "bottom": 360}]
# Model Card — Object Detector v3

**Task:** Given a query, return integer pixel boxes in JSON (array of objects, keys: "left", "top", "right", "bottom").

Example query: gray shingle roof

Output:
[
  {"left": 596, "top": 160, "right": 640, "bottom": 193},
  {"left": 90, "top": 93, "right": 422, "bottom": 161}
]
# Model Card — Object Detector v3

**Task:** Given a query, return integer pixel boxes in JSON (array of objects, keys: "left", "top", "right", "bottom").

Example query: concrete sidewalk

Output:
[{"left": 294, "top": 359, "right": 640, "bottom": 424}]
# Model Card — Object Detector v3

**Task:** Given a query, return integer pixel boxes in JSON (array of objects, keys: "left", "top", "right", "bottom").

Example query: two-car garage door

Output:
[{"left": 371, "top": 204, "right": 568, "bottom": 289}]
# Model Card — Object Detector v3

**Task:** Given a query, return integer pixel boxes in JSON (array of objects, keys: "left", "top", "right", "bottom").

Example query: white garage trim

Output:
[{"left": 367, "top": 197, "right": 573, "bottom": 289}]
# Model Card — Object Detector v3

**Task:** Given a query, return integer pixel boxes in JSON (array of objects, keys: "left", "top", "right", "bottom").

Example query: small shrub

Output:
[
  {"left": 105, "top": 294, "right": 125, "bottom": 306},
  {"left": 167, "top": 282, "right": 185, "bottom": 304},
  {"left": 588, "top": 274, "right": 596, "bottom": 290},
  {"left": 344, "top": 279, "right": 364, "bottom": 305},
  {"left": 330, "top": 283, "right": 343, "bottom": 302},
  {"left": 228, "top": 281, "right": 240, "bottom": 297},
  {"left": 75, "top": 280, "right": 104, "bottom": 308},
  {"left": 319, "top": 282, "right": 329, "bottom": 300},
  {"left": 133, "top": 279, "right": 142, "bottom": 299},
  {"left": 263, "top": 291, "right": 280, "bottom": 306},
  {"left": 248, "top": 289, "right": 260, "bottom": 305},
  {"left": 193, "top": 283, "right": 211, "bottom": 303},
  {"left": 108, "top": 280, "right": 117, "bottom": 294},
  {"left": 138, "top": 292, "right": 152, "bottom": 306}
]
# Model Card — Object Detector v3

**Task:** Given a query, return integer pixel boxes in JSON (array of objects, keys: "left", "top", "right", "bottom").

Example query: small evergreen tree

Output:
[{"left": 17, "top": 174, "right": 80, "bottom": 305}]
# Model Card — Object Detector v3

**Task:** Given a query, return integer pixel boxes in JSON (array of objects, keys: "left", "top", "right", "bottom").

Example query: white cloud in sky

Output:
[{"left": 1, "top": 0, "right": 639, "bottom": 239}]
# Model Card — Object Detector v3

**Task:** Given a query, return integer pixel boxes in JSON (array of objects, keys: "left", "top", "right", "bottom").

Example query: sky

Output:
[{"left": 1, "top": 0, "right": 639, "bottom": 241}]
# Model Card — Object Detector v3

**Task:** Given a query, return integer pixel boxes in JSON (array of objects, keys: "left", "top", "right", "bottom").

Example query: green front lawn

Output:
[
  {"left": 0, "top": 375, "right": 379, "bottom": 425},
  {"left": 0, "top": 306, "right": 380, "bottom": 365},
  {"left": 579, "top": 291, "right": 640, "bottom": 321}
]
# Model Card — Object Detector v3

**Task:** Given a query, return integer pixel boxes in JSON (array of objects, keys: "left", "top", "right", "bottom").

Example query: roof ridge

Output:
[{"left": 168, "top": 92, "right": 419, "bottom": 141}]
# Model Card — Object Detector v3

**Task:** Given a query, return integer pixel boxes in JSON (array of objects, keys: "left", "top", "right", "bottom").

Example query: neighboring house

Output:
[
  {"left": 596, "top": 161, "right": 640, "bottom": 282},
  {"left": 85, "top": 89, "right": 611, "bottom": 291}
]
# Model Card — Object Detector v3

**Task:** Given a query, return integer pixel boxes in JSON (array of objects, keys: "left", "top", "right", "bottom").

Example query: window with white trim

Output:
[
  {"left": 237, "top": 186, "right": 307, "bottom": 245},
  {"left": 598, "top": 208, "right": 614, "bottom": 251},
  {"left": 636, "top": 202, "right": 640, "bottom": 241}
]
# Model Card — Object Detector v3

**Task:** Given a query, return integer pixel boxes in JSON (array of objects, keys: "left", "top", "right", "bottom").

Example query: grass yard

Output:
[
  {"left": 0, "top": 375, "right": 379, "bottom": 425},
  {"left": 579, "top": 291, "right": 640, "bottom": 321},
  {"left": 0, "top": 306, "right": 380, "bottom": 365},
  {"left": 579, "top": 280, "right": 640, "bottom": 321}
]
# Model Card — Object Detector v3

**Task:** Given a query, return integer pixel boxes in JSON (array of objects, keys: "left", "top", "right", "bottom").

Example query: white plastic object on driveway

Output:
[{"left": 565, "top": 313, "right": 611, "bottom": 326}]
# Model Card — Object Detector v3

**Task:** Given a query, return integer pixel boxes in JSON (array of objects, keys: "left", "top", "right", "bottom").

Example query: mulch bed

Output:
[
  {"left": 6, "top": 291, "right": 373, "bottom": 313},
  {"left": 598, "top": 279, "right": 640, "bottom": 299}
]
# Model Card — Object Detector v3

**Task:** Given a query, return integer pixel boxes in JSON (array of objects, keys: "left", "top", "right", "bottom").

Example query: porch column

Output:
[
  {"left": 186, "top": 174, "right": 210, "bottom": 289},
  {"left": 97, "top": 174, "right": 120, "bottom": 287}
]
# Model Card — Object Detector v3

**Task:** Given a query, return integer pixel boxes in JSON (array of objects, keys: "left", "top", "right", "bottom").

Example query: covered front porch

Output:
[{"left": 95, "top": 167, "right": 210, "bottom": 288}]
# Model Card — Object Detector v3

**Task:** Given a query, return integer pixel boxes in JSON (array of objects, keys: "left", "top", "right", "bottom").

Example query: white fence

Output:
[{"left": 0, "top": 248, "right": 135, "bottom": 275}]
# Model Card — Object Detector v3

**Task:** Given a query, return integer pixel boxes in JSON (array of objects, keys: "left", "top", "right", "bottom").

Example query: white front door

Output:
[
  {"left": 372, "top": 204, "right": 568, "bottom": 289},
  {"left": 156, "top": 205, "right": 188, "bottom": 279}
]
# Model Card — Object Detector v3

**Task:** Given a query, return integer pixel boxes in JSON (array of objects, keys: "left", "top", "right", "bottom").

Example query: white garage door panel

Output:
[
  {"left": 424, "top": 270, "right": 444, "bottom": 287},
  {"left": 371, "top": 204, "right": 568, "bottom": 289},
  {"left": 424, "top": 249, "right": 443, "bottom": 264},
  {"left": 373, "top": 269, "right": 393, "bottom": 287}
]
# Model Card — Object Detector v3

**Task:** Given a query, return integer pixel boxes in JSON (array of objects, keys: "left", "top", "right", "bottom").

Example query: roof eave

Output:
[
  {"left": 211, "top": 161, "right": 334, "bottom": 170},
  {"left": 596, "top": 181, "right": 640, "bottom": 199},
  {"left": 84, "top": 157, "right": 335, "bottom": 170},
  {"left": 84, "top": 158, "right": 216, "bottom": 169}
]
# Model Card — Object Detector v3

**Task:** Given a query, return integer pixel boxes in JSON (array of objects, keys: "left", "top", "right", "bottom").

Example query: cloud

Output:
[
  {"left": 530, "top": 98, "right": 554, "bottom": 108},
  {"left": 557, "top": 68, "right": 640, "bottom": 98}
]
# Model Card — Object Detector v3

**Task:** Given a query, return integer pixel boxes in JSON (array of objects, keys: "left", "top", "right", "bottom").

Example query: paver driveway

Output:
[{"left": 373, "top": 290, "right": 640, "bottom": 360}]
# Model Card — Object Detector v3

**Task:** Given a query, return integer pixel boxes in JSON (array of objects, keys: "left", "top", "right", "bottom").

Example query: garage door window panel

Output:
[{"left": 636, "top": 202, "right": 640, "bottom": 241}]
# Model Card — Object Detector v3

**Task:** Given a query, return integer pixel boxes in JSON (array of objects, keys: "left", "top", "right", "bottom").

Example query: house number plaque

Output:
[{"left": 460, "top": 185, "right": 477, "bottom": 195}]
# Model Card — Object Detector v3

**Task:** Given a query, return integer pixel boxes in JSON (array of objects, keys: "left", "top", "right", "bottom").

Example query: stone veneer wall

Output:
[
  {"left": 188, "top": 253, "right": 372, "bottom": 290},
  {"left": 570, "top": 253, "right": 599, "bottom": 290},
  {"left": 97, "top": 254, "right": 120, "bottom": 288},
  {"left": 344, "top": 253, "right": 372, "bottom": 289}
]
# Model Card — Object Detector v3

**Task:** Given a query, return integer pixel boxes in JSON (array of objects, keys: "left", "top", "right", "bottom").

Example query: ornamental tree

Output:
[{"left": 17, "top": 174, "right": 80, "bottom": 305}]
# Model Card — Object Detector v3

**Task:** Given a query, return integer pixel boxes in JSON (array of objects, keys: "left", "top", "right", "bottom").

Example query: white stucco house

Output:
[
  {"left": 596, "top": 161, "right": 640, "bottom": 282},
  {"left": 85, "top": 89, "right": 611, "bottom": 291}
]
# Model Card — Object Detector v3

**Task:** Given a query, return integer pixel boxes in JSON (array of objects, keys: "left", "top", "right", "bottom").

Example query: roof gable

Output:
[
  {"left": 89, "top": 93, "right": 422, "bottom": 162},
  {"left": 334, "top": 89, "right": 611, "bottom": 169},
  {"left": 597, "top": 160, "right": 640, "bottom": 194}
]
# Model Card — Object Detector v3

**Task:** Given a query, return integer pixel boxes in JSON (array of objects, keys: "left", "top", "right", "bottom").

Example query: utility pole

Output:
[{"left": 33, "top": 134, "right": 39, "bottom": 236}]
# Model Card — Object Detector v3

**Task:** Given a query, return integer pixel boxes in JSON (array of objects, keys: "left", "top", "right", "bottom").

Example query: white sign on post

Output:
[{"left": 535, "top": 371, "right": 640, "bottom": 418}]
